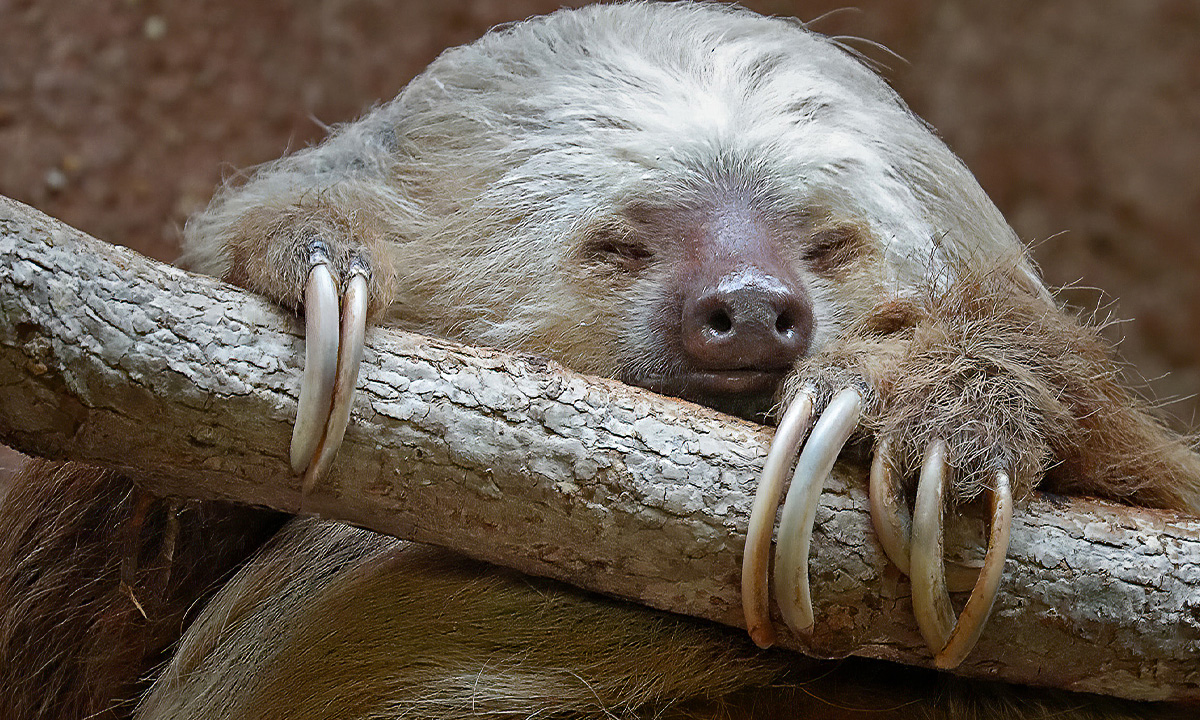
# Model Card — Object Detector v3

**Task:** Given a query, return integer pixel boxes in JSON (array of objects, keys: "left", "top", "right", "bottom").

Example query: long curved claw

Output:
[
  {"left": 911, "top": 440, "right": 1014, "bottom": 668},
  {"left": 774, "top": 387, "right": 862, "bottom": 635},
  {"left": 870, "top": 441, "right": 980, "bottom": 592},
  {"left": 934, "top": 470, "right": 1012, "bottom": 669},
  {"left": 742, "top": 391, "right": 814, "bottom": 648},
  {"left": 290, "top": 260, "right": 340, "bottom": 474},
  {"left": 302, "top": 269, "right": 369, "bottom": 493},
  {"left": 910, "top": 440, "right": 956, "bottom": 654},
  {"left": 869, "top": 440, "right": 911, "bottom": 574}
]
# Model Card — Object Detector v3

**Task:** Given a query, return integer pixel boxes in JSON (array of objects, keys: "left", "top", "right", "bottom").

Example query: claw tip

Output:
[
  {"left": 748, "top": 625, "right": 776, "bottom": 649},
  {"left": 289, "top": 445, "right": 310, "bottom": 475},
  {"left": 934, "top": 652, "right": 964, "bottom": 670}
]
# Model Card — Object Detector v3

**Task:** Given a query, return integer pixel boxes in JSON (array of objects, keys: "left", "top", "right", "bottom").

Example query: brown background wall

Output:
[{"left": 4, "top": 0, "right": 1198, "bottom": 439}]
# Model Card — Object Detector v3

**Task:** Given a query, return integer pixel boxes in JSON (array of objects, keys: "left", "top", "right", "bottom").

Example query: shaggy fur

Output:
[
  {"left": 793, "top": 262, "right": 1200, "bottom": 509},
  {"left": 138, "top": 519, "right": 1167, "bottom": 720},
  {"left": 177, "top": 1, "right": 1028, "bottom": 374},
  {"left": 0, "top": 461, "right": 284, "bottom": 720},
  {"left": 2, "top": 3, "right": 1198, "bottom": 719}
]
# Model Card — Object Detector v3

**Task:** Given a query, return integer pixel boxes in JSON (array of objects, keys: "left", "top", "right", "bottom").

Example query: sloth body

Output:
[{"left": 3, "top": 3, "right": 1199, "bottom": 719}]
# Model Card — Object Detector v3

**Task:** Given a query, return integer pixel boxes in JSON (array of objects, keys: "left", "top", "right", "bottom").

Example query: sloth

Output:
[{"left": 3, "top": 2, "right": 1199, "bottom": 719}]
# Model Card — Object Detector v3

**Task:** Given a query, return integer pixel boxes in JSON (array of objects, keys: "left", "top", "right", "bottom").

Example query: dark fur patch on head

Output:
[
  {"left": 577, "top": 219, "right": 654, "bottom": 274},
  {"left": 802, "top": 222, "right": 874, "bottom": 278}
]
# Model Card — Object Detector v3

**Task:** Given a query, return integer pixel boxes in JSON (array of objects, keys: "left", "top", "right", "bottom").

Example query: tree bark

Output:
[{"left": 1, "top": 195, "right": 1197, "bottom": 703}]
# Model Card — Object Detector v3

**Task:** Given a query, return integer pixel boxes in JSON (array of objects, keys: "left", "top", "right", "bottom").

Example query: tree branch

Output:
[{"left": 1, "top": 195, "right": 1197, "bottom": 702}]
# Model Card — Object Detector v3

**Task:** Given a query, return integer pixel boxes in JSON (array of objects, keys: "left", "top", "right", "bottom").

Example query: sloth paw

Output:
[
  {"left": 742, "top": 379, "right": 1014, "bottom": 669},
  {"left": 289, "top": 240, "right": 370, "bottom": 492}
]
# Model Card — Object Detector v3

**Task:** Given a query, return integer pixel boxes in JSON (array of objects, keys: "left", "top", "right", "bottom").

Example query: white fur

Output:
[{"left": 182, "top": 1, "right": 1039, "bottom": 377}]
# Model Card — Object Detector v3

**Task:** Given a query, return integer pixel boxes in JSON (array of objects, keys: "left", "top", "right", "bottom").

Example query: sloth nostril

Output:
[
  {"left": 776, "top": 309, "right": 795, "bottom": 336},
  {"left": 708, "top": 308, "right": 733, "bottom": 335}
]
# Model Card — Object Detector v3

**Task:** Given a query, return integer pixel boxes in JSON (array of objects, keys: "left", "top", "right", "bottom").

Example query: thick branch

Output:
[{"left": 1, "top": 195, "right": 1198, "bottom": 702}]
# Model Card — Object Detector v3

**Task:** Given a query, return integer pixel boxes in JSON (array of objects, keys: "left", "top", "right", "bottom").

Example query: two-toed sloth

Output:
[{"left": 3, "top": 2, "right": 1198, "bottom": 719}]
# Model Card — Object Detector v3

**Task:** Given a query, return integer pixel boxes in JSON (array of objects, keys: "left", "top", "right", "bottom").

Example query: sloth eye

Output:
[
  {"left": 801, "top": 223, "right": 868, "bottom": 276},
  {"left": 581, "top": 231, "right": 654, "bottom": 273}
]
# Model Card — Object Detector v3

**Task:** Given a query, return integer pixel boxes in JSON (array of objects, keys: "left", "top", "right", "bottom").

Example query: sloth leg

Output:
[
  {"left": 740, "top": 260, "right": 1198, "bottom": 666},
  {"left": 188, "top": 182, "right": 397, "bottom": 488}
]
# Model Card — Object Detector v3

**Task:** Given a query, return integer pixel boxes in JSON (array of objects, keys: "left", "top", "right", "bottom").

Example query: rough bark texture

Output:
[{"left": 1, "top": 195, "right": 1198, "bottom": 702}]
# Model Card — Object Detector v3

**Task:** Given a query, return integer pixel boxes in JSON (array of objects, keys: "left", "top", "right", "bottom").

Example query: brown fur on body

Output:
[
  {"left": 3, "top": 3, "right": 1200, "bottom": 719},
  {"left": 891, "top": 271, "right": 1200, "bottom": 510},
  {"left": 0, "top": 461, "right": 284, "bottom": 720},
  {"left": 139, "top": 519, "right": 1167, "bottom": 720}
]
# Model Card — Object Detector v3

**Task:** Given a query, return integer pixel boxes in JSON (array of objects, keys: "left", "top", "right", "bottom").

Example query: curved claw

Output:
[
  {"left": 868, "top": 440, "right": 911, "bottom": 574},
  {"left": 774, "top": 387, "right": 861, "bottom": 635},
  {"left": 302, "top": 270, "right": 369, "bottom": 493},
  {"left": 935, "top": 470, "right": 1012, "bottom": 669},
  {"left": 911, "top": 440, "right": 1014, "bottom": 668},
  {"left": 741, "top": 392, "right": 814, "bottom": 648},
  {"left": 290, "top": 261, "right": 340, "bottom": 474},
  {"left": 869, "top": 442, "right": 981, "bottom": 592},
  {"left": 910, "top": 440, "right": 956, "bottom": 653}
]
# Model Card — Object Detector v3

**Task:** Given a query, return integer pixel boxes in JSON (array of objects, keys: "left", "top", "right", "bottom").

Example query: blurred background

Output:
[{"left": 3, "top": 0, "right": 1199, "bottom": 478}]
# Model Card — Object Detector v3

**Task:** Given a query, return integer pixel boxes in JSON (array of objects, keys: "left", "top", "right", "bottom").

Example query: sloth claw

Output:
[
  {"left": 868, "top": 440, "right": 911, "bottom": 576},
  {"left": 302, "top": 270, "right": 368, "bottom": 492},
  {"left": 290, "top": 245, "right": 369, "bottom": 490},
  {"left": 909, "top": 441, "right": 957, "bottom": 654},
  {"left": 910, "top": 440, "right": 1013, "bottom": 668},
  {"left": 937, "top": 469, "right": 1012, "bottom": 668},
  {"left": 773, "top": 387, "right": 862, "bottom": 635},
  {"left": 742, "top": 391, "right": 814, "bottom": 648},
  {"left": 290, "top": 257, "right": 339, "bottom": 474},
  {"left": 869, "top": 441, "right": 982, "bottom": 593},
  {"left": 742, "top": 387, "right": 860, "bottom": 645}
]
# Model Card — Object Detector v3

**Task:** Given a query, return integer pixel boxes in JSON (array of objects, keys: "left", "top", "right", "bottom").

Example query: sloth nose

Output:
[{"left": 681, "top": 277, "right": 812, "bottom": 370}]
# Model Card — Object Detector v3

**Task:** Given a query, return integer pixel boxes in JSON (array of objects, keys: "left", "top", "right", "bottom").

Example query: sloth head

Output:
[{"left": 340, "top": 2, "right": 1022, "bottom": 419}]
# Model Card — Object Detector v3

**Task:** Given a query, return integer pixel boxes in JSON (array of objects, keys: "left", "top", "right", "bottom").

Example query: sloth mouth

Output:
[
  {"left": 625, "top": 369, "right": 787, "bottom": 422},
  {"left": 653, "top": 370, "right": 785, "bottom": 397}
]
